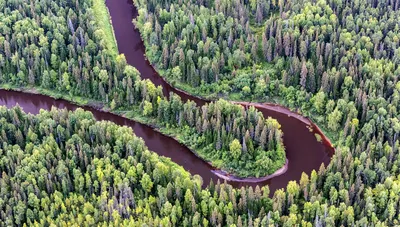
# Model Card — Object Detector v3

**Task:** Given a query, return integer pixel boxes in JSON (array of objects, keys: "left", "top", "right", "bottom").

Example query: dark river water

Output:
[{"left": 0, "top": 0, "right": 334, "bottom": 193}]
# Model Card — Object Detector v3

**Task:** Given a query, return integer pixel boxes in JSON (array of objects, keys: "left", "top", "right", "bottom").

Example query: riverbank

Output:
[
  {"left": 0, "top": 86, "right": 289, "bottom": 182},
  {"left": 213, "top": 159, "right": 289, "bottom": 183},
  {"left": 131, "top": 0, "right": 338, "bottom": 150},
  {"left": 105, "top": 0, "right": 334, "bottom": 191},
  {"left": 130, "top": 1, "right": 335, "bottom": 151},
  {"left": 92, "top": 0, "right": 118, "bottom": 55},
  {"left": 233, "top": 101, "right": 335, "bottom": 150},
  {"left": 0, "top": 0, "right": 335, "bottom": 193},
  {"left": 0, "top": 0, "right": 288, "bottom": 183},
  {"left": 106, "top": 29, "right": 335, "bottom": 151}
]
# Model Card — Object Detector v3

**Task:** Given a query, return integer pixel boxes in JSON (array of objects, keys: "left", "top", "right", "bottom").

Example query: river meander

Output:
[{"left": 0, "top": 0, "right": 334, "bottom": 194}]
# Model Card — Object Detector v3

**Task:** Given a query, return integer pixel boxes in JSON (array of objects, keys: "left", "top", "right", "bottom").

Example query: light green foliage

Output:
[
  {"left": 143, "top": 100, "right": 153, "bottom": 116},
  {"left": 171, "top": 66, "right": 182, "bottom": 81},
  {"left": 327, "top": 108, "right": 343, "bottom": 131},
  {"left": 312, "top": 91, "right": 326, "bottom": 114},
  {"left": 229, "top": 139, "right": 242, "bottom": 160},
  {"left": 92, "top": 0, "right": 118, "bottom": 54},
  {"left": 141, "top": 173, "right": 154, "bottom": 192},
  {"left": 62, "top": 72, "right": 70, "bottom": 91}
]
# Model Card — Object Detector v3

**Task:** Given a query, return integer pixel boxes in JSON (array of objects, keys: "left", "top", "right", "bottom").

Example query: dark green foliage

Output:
[
  {"left": 0, "top": 106, "right": 268, "bottom": 225},
  {"left": 134, "top": 0, "right": 281, "bottom": 95},
  {"left": 0, "top": 0, "right": 285, "bottom": 177},
  {"left": 134, "top": 0, "right": 400, "bottom": 225},
  {"left": 156, "top": 97, "right": 286, "bottom": 177},
  {"left": 0, "top": 106, "right": 399, "bottom": 226},
  {"left": 1, "top": 0, "right": 400, "bottom": 225}
]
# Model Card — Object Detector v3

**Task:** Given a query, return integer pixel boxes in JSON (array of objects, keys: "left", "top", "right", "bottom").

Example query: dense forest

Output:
[
  {"left": 0, "top": 0, "right": 400, "bottom": 225},
  {"left": 132, "top": 0, "right": 400, "bottom": 225},
  {"left": 0, "top": 106, "right": 260, "bottom": 225},
  {"left": 155, "top": 97, "right": 286, "bottom": 177},
  {"left": 0, "top": 106, "right": 398, "bottom": 226},
  {"left": 0, "top": 0, "right": 285, "bottom": 177}
]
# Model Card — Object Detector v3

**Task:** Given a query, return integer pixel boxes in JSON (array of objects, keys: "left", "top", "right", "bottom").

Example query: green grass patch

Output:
[
  {"left": 0, "top": 84, "right": 97, "bottom": 107},
  {"left": 0, "top": 83, "right": 14, "bottom": 90},
  {"left": 92, "top": 0, "right": 118, "bottom": 55}
]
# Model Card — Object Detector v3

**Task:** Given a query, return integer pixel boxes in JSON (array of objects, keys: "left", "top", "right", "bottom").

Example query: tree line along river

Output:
[{"left": 0, "top": 0, "right": 334, "bottom": 194}]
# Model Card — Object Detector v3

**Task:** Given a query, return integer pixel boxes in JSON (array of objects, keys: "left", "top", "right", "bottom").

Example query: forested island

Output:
[{"left": 0, "top": 0, "right": 399, "bottom": 225}]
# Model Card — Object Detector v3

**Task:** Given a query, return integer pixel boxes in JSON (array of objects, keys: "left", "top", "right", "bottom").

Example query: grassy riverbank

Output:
[
  {"left": 1, "top": 84, "right": 286, "bottom": 178},
  {"left": 0, "top": 84, "right": 93, "bottom": 107},
  {"left": 138, "top": 52, "right": 339, "bottom": 146},
  {"left": 0, "top": 0, "right": 287, "bottom": 179},
  {"left": 92, "top": 0, "right": 118, "bottom": 55}
]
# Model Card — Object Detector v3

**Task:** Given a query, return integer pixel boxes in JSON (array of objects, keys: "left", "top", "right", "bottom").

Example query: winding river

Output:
[{"left": 0, "top": 0, "right": 334, "bottom": 194}]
